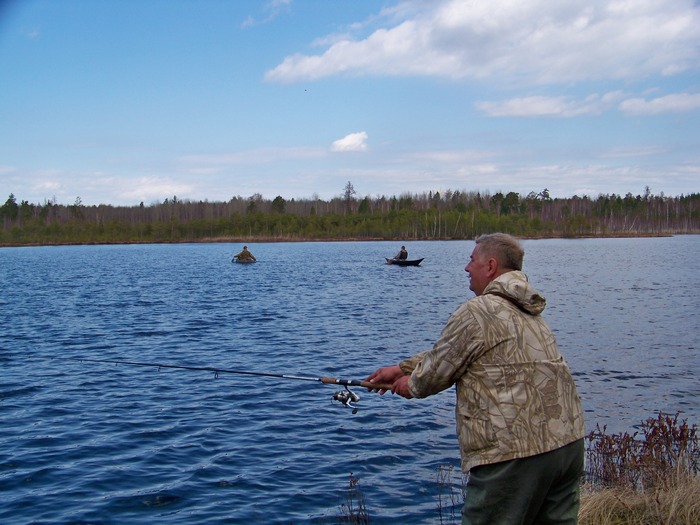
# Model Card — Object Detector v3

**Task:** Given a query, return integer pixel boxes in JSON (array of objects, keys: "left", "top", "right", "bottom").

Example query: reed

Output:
[
  {"left": 436, "top": 464, "right": 468, "bottom": 524},
  {"left": 580, "top": 412, "right": 700, "bottom": 525},
  {"left": 585, "top": 412, "right": 699, "bottom": 489},
  {"left": 337, "top": 473, "right": 370, "bottom": 525}
]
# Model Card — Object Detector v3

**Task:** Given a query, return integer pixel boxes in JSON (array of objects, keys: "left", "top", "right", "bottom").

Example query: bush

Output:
[
  {"left": 580, "top": 412, "right": 700, "bottom": 524},
  {"left": 585, "top": 412, "right": 699, "bottom": 490}
]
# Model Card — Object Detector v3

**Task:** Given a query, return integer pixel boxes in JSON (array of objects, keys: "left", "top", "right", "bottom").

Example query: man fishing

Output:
[
  {"left": 366, "top": 233, "right": 585, "bottom": 524},
  {"left": 234, "top": 245, "right": 256, "bottom": 262},
  {"left": 393, "top": 245, "right": 408, "bottom": 260}
]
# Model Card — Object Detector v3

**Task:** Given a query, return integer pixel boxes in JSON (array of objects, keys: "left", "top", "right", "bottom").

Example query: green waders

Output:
[{"left": 462, "top": 438, "right": 584, "bottom": 525}]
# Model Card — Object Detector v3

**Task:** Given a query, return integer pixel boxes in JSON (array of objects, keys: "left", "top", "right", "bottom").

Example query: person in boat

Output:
[
  {"left": 234, "top": 246, "right": 256, "bottom": 262},
  {"left": 393, "top": 246, "right": 408, "bottom": 261},
  {"left": 366, "top": 233, "right": 585, "bottom": 525}
]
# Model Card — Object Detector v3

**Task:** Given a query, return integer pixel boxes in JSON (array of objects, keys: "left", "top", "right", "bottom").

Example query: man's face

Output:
[{"left": 465, "top": 244, "right": 490, "bottom": 296}]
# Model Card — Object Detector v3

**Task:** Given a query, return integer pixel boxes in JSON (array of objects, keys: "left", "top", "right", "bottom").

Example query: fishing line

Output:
[{"left": 53, "top": 356, "right": 392, "bottom": 414}]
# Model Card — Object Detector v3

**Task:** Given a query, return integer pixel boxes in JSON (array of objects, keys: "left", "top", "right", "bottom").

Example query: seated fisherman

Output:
[
  {"left": 234, "top": 246, "right": 256, "bottom": 261},
  {"left": 394, "top": 246, "right": 408, "bottom": 260}
]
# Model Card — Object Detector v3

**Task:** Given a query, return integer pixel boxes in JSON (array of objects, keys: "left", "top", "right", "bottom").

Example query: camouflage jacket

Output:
[{"left": 400, "top": 270, "right": 585, "bottom": 471}]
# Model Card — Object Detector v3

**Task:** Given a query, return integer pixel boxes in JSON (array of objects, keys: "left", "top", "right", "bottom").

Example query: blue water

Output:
[{"left": 1, "top": 238, "right": 699, "bottom": 524}]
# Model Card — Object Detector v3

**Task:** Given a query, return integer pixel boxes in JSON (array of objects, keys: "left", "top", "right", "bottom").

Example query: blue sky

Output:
[{"left": 1, "top": 0, "right": 699, "bottom": 206}]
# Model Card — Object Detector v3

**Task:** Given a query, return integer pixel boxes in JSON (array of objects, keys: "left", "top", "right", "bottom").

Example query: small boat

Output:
[
  {"left": 385, "top": 257, "right": 424, "bottom": 266},
  {"left": 232, "top": 257, "right": 256, "bottom": 264}
]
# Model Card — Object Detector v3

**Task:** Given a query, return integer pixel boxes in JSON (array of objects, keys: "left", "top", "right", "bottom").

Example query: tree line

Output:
[{"left": 1, "top": 185, "right": 698, "bottom": 246}]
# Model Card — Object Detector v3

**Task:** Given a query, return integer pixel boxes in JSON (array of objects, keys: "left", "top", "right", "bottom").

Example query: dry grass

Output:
[
  {"left": 579, "top": 475, "right": 700, "bottom": 524},
  {"left": 581, "top": 412, "right": 700, "bottom": 524}
]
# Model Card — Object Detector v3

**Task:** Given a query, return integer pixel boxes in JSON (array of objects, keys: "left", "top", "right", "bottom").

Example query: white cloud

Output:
[
  {"left": 115, "top": 177, "right": 194, "bottom": 203},
  {"left": 241, "top": 0, "right": 292, "bottom": 28},
  {"left": 599, "top": 146, "right": 669, "bottom": 159},
  {"left": 619, "top": 92, "right": 700, "bottom": 115},
  {"left": 405, "top": 149, "right": 493, "bottom": 164},
  {"left": 331, "top": 132, "right": 368, "bottom": 152},
  {"left": 265, "top": 0, "right": 700, "bottom": 85},
  {"left": 33, "top": 180, "right": 62, "bottom": 193},
  {"left": 21, "top": 170, "right": 195, "bottom": 206},
  {"left": 475, "top": 94, "right": 619, "bottom": 117},
  {"left": 178, "top": 147, "right": 326, "bottom": 173},
  {"left": 476, "top": 90, "right": 700, "bottom": 117}
]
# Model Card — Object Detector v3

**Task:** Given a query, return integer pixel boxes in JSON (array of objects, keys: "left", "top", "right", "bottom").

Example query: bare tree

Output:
[{"left": 343, "top": 181, "right": 356, "bottom": 214}]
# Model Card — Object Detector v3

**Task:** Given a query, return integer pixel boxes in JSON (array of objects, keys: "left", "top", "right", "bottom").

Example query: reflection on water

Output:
[{"left": 1, "top": 237, "right": 698, "bottom": 523}]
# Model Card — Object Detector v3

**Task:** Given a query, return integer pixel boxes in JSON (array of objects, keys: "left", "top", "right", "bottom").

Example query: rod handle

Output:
[{"left": 320, "top": 377, "right": 394, "bottom": 391}]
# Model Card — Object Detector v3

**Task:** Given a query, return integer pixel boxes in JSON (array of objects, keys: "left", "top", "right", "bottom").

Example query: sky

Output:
[{"left": 1, "top": 0, "right": 699, "bottom": 207}]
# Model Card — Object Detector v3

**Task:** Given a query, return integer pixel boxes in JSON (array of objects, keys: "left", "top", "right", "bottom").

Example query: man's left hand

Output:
[{"left": 392, "top": 375, "right": 413, "bottom": 399}]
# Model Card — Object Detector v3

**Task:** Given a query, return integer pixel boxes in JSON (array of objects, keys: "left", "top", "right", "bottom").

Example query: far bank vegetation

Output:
[{"left": 1, "top": 184, "right": 699, "bottom": 246}]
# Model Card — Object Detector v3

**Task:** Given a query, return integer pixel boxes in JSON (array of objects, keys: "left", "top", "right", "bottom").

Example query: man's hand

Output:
[
  {"left": 390, "top": 375, "right": 413, "bottom": 399},
  {"left": 365, "top": 365, "right": 413, "bottom": 398}
]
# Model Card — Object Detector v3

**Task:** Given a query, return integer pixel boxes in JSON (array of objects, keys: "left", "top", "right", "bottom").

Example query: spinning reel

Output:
[{"left": 332, "top": 386, "right": 360, "bottom": 414}]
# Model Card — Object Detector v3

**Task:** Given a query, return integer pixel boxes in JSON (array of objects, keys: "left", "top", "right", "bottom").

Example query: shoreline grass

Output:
[
  {"left": 334, "top": 412, "right": 699, "bottom": 524},
  {"left": 579, "top": 412, "right": 699, "bottom": 524},
  {"left": 578, "top": 474, "right": 700, "bottom": 524}
]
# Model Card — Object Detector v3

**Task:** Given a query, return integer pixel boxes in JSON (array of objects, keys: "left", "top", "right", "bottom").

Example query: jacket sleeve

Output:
[{"left": 406, "top": 303, "right": 484, "bottom": 398}]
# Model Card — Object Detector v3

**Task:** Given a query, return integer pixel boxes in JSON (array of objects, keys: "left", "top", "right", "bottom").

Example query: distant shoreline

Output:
[{"left": 0, "top": 232, "right": 680, "bottom": 248}]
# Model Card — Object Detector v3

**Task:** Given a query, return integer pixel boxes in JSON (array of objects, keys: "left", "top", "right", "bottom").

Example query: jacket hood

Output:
[{"left": 482, "top": 270, "right": 546, "bottom": 315}]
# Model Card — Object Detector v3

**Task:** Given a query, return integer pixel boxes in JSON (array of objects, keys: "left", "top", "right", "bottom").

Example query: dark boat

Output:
[
  {"left": 385, "top": 257, "right": 424, "bottom": 266},
  {"left": 232, "top": 257, "right": 256, "bottom": 264}
]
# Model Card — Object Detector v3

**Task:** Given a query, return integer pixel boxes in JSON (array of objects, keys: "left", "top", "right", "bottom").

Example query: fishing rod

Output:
[{"left": 55, "top": 357, "right": 392, "bottom": 414}]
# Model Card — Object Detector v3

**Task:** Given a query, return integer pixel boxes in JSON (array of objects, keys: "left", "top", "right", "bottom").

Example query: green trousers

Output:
[{"left": 462, "top": 439, "right": 584, "bottom": 525}]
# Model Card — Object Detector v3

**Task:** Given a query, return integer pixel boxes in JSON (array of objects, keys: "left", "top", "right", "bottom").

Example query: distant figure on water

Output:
[
  {"left": 393, "top": 245, "right": 408, "bottom": 261},
  {"left": 234, "top": 246, "right": 256, "bottom": 262}
]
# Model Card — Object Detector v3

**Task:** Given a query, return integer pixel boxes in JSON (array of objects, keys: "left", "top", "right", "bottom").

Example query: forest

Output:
[{"left": 1, "top": 184, "right": 699, "bottom": 246}]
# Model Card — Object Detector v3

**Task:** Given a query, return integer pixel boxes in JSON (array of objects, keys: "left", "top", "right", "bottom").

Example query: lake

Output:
[{"left": 1, "top": 237, "right": 698, "bottom": 524}]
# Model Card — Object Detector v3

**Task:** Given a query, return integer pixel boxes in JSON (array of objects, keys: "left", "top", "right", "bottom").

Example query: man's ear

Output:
[{"left": 486, "top": 257, "right": 499, "bottom": 276}]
